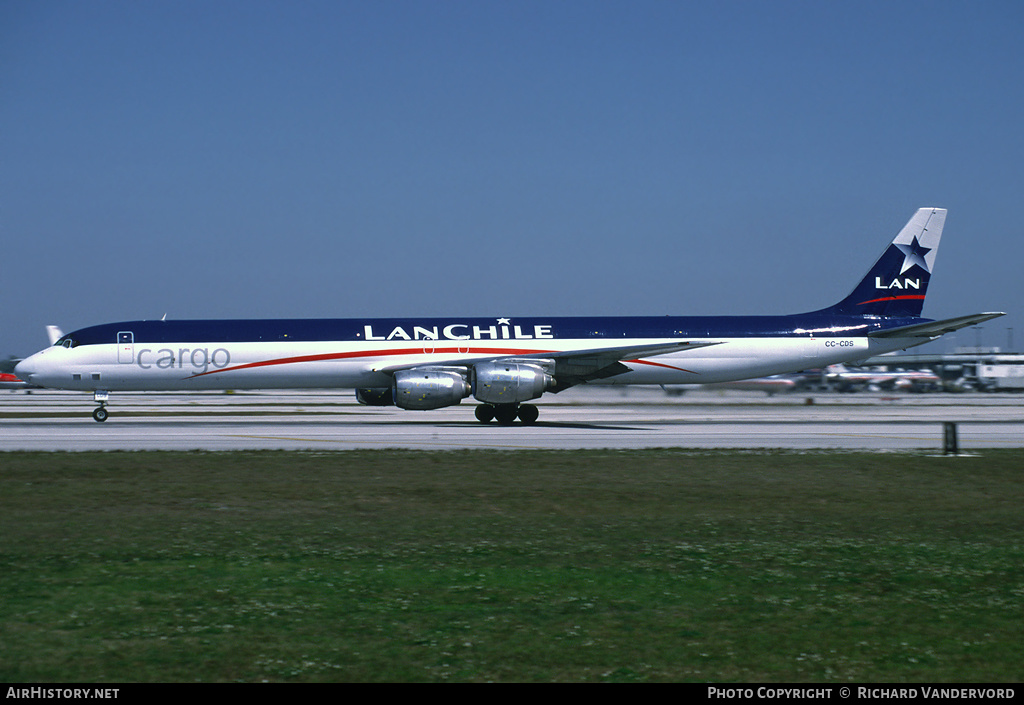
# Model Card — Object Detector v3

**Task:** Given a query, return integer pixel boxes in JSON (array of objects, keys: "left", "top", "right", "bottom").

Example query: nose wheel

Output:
[{"left": 92, "top": 390, "right": 110, "bottom": 422}]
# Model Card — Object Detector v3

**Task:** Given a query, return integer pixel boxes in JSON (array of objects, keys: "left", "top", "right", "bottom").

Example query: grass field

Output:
[{"left": 2, "top": 449, "right": 1022, "bottom": 682}]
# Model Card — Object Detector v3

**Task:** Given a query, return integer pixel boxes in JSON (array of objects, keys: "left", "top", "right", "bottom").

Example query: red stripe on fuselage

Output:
[
  {"left": 186, "top": 345, "right": 559, "bottom": 379},
  {"left": 628, "top": 359, "right": 698, "bottom": 374},
  {"left": 857, "top": 294, "right": 926, "bottom": 306}
]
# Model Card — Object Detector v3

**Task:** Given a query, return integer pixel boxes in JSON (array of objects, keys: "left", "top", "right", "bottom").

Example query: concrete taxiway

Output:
[{"left": 3, "top": 387, "right": 1023, "bottom": 452}]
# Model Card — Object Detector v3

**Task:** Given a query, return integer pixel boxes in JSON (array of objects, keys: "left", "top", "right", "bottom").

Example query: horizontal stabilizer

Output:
[{"left": 868, "top": 312, "right": 1006, "bottom": 339}]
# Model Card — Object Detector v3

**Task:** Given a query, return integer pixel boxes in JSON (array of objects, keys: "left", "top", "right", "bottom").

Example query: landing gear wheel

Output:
[
  {"left": 517, "top": 404, "right": 539, "bottom": 425},
  {"left": 493, "top": 404, "right": 519, "bottom": 426},
  {"left": 475, "top": 404, "right": 495, "bottom": 423},
  {"left": 92, "top": 406, "right": 109, "bottom": 423}
]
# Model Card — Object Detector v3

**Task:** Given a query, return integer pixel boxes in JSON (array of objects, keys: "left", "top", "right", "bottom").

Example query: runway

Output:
[{"left": 4, "top": 386, "right": 1023, "bottom": 452}]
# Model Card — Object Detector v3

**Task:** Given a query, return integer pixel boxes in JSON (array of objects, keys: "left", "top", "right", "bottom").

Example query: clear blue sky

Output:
[{"left": 3, "top": 0, "right": 1022, "bottom": 358}]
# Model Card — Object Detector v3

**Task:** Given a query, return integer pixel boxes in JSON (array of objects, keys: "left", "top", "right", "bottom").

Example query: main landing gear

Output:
[
  {"left": 474, "top": 403, "right": 539, "bottom": 425},
  {"left": 92, "top": 390, "right": 110, "bottom": 422}
]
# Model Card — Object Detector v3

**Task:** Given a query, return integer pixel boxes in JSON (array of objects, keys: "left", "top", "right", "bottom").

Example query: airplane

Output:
[
  {"left": 704, "top": 375, "right": 799, "bottom": 395},
  {"left": 0, "top": 371, "right": 36, "bottom": 390},
  {"left": 14, "top": 207, "right": 1005, "bottom": 423},
  {"left": 659, "top": 374, "right": 800, "bottom": 397},
  {"left": 45, "top": 325, "right": 64, "bottom": 346},
  {"left": 825, "top": 363, "right": 941, "bottom": 392}
]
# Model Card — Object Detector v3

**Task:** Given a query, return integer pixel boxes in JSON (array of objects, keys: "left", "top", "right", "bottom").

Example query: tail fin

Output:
[
  {"left": 823, "top": 207, "right": 946, "bottom": 318},
  {"left": 46, "top": 325, "right": 64, "bottom": 346}
]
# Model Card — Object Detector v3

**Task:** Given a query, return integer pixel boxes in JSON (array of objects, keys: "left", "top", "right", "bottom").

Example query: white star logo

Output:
[
  {"left": 496, "top": 318, "right": 511, "bottom": 325},
  {"left": 895, "top": 236, "right": 932, "bottom": 274}
]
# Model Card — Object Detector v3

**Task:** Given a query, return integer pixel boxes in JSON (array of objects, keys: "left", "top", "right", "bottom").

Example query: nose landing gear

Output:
[{"left": 92, "top": 390, "right": 110, "bottom": 422}]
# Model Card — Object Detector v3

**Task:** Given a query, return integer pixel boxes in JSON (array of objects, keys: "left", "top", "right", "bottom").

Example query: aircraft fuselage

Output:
[{"left": 20, "top": 314, "right": 915, "bottom": 392}]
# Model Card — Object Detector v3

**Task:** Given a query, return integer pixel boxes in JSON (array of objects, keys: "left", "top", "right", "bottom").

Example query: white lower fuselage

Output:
[{"left": 20, "top": 334, "right": 913, "bottom": 394}]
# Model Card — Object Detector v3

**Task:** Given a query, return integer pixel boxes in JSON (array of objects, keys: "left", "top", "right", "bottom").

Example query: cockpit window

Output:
[{"left": 55, "top": 335, "right": 79, "bottom": 349}]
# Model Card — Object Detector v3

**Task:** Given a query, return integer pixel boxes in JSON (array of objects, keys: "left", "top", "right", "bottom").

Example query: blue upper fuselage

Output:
[{"left": 56, "top": 314, "right": 926, "bottom": 347}]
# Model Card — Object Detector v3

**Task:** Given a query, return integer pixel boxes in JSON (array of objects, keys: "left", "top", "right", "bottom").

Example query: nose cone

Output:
[
  {"left": 14, "top": 357, "right": 37, "bottom": 384},
  {"left": 15, "top": 350, "right": 54, "bottom": 387}
]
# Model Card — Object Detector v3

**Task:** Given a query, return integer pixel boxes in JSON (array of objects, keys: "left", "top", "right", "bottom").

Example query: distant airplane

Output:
[
  {"left": 14, "top": 208, "right": 1004, "bottom": 422},
  {"left": 703, "top": 375, "right": 799, "bottom": 395},
  {"left": 45, "top": 325, "right": 64, "bottom": 346},
  {"left": 0, "top": 372, "right": 36, "bottom": 390},
  {"left": 825, "top": 363, "right": 941, "bottom": 392},
  {"left": 660, "top": 374, "right": 800, "bottom": 396}
]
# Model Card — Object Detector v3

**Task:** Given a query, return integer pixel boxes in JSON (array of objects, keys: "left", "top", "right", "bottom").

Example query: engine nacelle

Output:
[
  {"left": 393, "top": 368, "right": 471, "bottom": 410},
  {"left": 473, "top": 361, "right": 554, "bottom": 404},
  {"left": 355, "top": 388, "right": 394, "bottom": 406}
]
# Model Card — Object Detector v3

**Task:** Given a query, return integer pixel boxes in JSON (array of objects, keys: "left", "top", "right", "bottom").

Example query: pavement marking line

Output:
[{"left": 226, "top": 434, "right": 545, "bottom": 450}]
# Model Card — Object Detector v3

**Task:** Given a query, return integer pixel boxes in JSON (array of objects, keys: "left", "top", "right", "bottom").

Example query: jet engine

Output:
[
  {"left": 473, "top": 361, "right": 554, "bottom": 404},
  {"left": 393, "top": 368, "right": 471, "bottom": 410}
]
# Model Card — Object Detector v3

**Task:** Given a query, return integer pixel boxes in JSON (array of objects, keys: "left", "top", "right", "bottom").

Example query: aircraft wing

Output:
[
  {"left": 531, "top": 340, "right": 721, "bottom": 390},
  {"left": 868, "top": 312, "right": 1006, "bottom": 339},
  {"left": 373, "top": 340, "right": 720, "bottom": 389}
]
